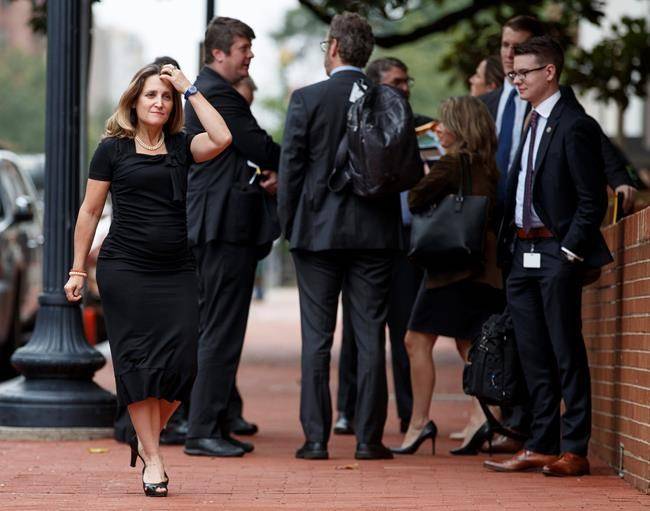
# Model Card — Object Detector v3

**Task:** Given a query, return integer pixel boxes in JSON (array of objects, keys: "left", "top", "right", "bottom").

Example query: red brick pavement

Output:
[{"left": 0, "top": 289, "right": 647, "bottom": 510}]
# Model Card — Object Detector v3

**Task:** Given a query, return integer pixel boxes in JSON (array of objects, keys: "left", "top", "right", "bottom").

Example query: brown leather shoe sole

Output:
[
  {"left": 483, "top": 460, "right": 546, "bottom": 473},
  {"left": 542, "top": 466, "right": 590, "bottom": 477}
]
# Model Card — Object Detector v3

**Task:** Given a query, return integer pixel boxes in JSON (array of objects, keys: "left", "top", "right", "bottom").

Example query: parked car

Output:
[{"left": 0, "top": 150, "right": 43, "bottom": 379}]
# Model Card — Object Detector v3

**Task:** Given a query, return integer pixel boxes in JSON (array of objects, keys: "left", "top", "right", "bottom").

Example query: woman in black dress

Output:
[
  {"left": 391, "top": 96, "right": 504, "bottom": 456},
  {"left": 64, "top": 62, "right": 231, "bottom": 496}
]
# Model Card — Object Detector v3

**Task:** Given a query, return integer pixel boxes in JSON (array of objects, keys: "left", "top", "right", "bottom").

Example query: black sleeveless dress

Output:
[{"left": 89, "top": 134, "right": 198, "bottom": 406}]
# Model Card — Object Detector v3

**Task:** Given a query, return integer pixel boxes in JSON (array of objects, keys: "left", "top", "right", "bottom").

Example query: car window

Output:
[{"left": 0, "top": 160, "right": 29, "bottom": 198}]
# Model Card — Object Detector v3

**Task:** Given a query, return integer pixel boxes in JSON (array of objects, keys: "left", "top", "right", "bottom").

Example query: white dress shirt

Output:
[
  {"left": 515, "top": 90, "right": 562, "bottom": 228},
  {"left": 496, "top": 79, "right": 528, "bottom": 171}
]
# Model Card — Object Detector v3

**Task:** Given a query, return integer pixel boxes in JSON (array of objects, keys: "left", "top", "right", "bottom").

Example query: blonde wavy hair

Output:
[
  {"left": 104, "top": 64, "right": 183, "bottom": 138},
  {"left": 438, "top": 95, "right": 499, "bottom": 180}
]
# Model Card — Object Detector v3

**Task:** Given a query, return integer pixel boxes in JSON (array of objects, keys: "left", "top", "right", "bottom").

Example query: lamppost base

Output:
[
  {"left": 0, "top": 377, "right": 116, "bottom": 429},
  {"left": 0, "top": 426, "right": 114, "bottom": 441}
]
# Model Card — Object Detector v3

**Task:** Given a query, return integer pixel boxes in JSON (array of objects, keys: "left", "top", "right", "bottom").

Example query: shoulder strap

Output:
[
  {"left": 327, "top": 133, "right": 351, "bottom": 192},
  {"left": 458, "top": 153, "right": 473, "bottom": 195}
]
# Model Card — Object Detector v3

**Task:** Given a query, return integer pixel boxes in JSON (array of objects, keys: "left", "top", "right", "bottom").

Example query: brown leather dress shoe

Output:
[
  {"left": 484, "top": 449, "right": 559, "bottom": 472},
  {"left": 542, "top": 452, "right": 590, "bottom": 477}
]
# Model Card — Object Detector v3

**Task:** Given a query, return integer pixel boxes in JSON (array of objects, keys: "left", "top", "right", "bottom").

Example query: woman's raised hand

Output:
[
  {"left": 159, "top": 64, "right": 192, "bottom": 94},
  {"left": 64, "top": 275, "right": 85, "bottom": 302}
]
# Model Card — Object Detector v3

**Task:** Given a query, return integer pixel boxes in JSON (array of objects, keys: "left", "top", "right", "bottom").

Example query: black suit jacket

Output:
[
  {"left": 184, "top": 66, "right": 281, "bottom": 247},
  {"left": 499, "top": 95, "right": 612, "bottom": 268},
  {"left": 278, "top": 70, "right": 404, "bottom": 251},
  {"left": 479, "top": 84, "right": 633, "bottom": 191}
]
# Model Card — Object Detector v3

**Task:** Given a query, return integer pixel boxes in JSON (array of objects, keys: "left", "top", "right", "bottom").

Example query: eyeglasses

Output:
[
  {"left": 507, "top": 65, "right": 548, "bottom": 82},
  {"left": 388, "top": 77, "right": 415, "bottom": 89},
  {"left": 320, "top": 40, "right": 330, "bottom": 52}
]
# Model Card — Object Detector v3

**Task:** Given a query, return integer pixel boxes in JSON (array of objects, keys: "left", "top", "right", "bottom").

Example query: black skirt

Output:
[
  {"left": 97, "top": 260, "right": 198, "bottom": 406},
  {"left": 408, "top": 278, "right": 504, "bottom": 340}
]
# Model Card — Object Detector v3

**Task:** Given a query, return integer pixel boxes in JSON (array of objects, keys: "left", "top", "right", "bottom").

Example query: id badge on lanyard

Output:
[{"left": 523, "top": 242, "right": 541, "bottom": 268}]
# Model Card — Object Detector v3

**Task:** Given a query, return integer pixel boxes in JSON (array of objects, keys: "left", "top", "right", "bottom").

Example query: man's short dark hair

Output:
[
  {"left": 204, "top": 16, "right": 255, "bottom": 64},
  {"left": 483, "top": 55, "right": 504, "bottom": 88},
  {"left": 366, "top": 57, "right": 407, "bottom": 84},
  {"left": 503, "top": 15, "right": 546, "bottom": 37},
  {"left": 514, "top": 35, "right": 565, "bottom": 79},
  {"left": 329, "top": 12, "right": 374, "bottom": 68}
]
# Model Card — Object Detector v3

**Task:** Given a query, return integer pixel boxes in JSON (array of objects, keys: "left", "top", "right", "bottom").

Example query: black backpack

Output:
[
  {"left": 463, "top": 312, "right": 525, "bottom": 407},
  {"left": 328, "top": 82, "right": 423, "bottom": 198}
]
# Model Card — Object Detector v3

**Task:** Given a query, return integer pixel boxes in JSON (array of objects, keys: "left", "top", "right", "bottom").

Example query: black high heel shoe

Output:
[
  {"left": 142, "top": 466, "right": 168, "bottom": 497},
  {"left": 129, "top": 433, "right": 143, "bottom": 468},
  {"left": 129, "top": 433, "right": 168, "bottom": 484},
  {"left": 450, "top": 421, "right": 492, "bottom": 455},
  {"left": 390, "top": 420, "right": 438, "bottom": 455}
]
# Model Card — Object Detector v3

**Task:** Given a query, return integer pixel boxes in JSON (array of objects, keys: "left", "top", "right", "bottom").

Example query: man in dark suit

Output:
[
  {"left": 334, "top": 57, "right": 424, "bottom": 436},
  {"left": 279, "top": 12, "right": 402, "bottom": 460},
  {"left": 480, "top": 15, "right": 636, "bottom": 453},
  {"left": 484, "top": 36, "right": 612, "bottom": 477},
  {"left": 183, "top": 17, "right": 280, "bottom": 457},
  {"left": 481, "top": 15, "right": 636, "bottom": 217}
]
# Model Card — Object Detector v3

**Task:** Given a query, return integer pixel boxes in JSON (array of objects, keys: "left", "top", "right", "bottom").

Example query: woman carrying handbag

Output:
[{"left": 391, "top": 96, "right": 505, "bottom": 456}]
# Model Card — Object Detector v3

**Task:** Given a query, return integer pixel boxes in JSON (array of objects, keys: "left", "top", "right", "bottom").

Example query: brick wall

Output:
[{"left": 583, "top": 206, "right": 650, "bottom": 493}]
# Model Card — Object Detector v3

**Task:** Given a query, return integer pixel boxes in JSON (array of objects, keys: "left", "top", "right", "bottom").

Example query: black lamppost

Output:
[{"left": 0, "top": 0, "right": 115, "bottom": 432}]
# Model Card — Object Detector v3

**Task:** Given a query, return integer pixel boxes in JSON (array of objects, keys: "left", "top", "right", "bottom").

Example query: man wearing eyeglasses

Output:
[
  {"left": 480, "top": 14, "right": 637, "bottom": 455},
  {"left": 484, "top": 36, "right": 611, "bottom": 477},
  {"left": 482, "top": 15, "right": 636, "bottom": 219},
  {"left": 279, "top": 13, "right": 402, "bottom": 461}
]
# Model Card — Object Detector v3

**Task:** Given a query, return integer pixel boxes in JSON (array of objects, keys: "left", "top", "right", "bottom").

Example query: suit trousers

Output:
[
  {"left": 506, "top": 237, "right": 591, "bottom": 456},
  {"left": 187, "top": 240, "right": 259, "bottom": 439},
  {"left": 292, "top": 249, "right": 395, "bottom": 445},
  {"left": 337, "top": 250, "right": 420, "bottom": 423}
]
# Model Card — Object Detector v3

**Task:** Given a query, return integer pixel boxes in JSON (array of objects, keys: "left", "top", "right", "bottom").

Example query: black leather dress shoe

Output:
[
  {"left": 333, "top": 414, "right": 354, "bottom": 435},
  {"left": 355, "top": 443, "right": 394, "bottom": 460},
  {"left": 228, "top": 416, "right": 259, "bottom": 436},
  {"left": 400, "top": 419, "right": 409, "bottom": 434},
  {"left": 184, "top": 437, "right": 245, "bottom": 457},
  {"left": 224, "top": 434, "right": 254, "bottom": 453},
  {"left": 160, "top": 419, "right": 188, "bottom": 445},
  {"left": 295, "top": 441, "right": 328, "bottom": 460}
]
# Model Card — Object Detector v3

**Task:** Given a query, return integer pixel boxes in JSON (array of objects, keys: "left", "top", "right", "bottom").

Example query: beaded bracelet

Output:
[{"left": 69, "top": 270, "right": 88, "bottom": 278}]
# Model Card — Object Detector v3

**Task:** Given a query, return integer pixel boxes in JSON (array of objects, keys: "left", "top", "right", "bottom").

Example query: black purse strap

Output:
[{"left": 455, "top": 153, "right": 473, "bottom": 211}]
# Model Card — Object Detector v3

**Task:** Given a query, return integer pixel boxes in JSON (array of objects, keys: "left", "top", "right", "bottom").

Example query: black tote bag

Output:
[{"left": 408, "top": 154, "right": 489, "bottom": 271}]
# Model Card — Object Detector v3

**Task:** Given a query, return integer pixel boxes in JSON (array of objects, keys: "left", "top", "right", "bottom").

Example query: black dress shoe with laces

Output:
[
  {"left": 355, "top": 443, "right": 394, "bottom": 460},
  {"left": 184, "top": 437, "right": 245, "bottom": 457},
  {"left": 295, "top": 441, "right": 328, "bottom": 460},
  {"left": 333, "top": 414, "right": 354, "bottom": 435},
  {"left": 224, "top": 433, "right": 254, "bottom": 453},
  {"left": 228, "top": 416, "right": 259, "bottom": 436}
]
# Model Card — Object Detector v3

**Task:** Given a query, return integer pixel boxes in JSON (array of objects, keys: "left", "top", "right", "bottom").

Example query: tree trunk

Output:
[{"left": 616, "top": 103, "right": 626, "bottom": 150}]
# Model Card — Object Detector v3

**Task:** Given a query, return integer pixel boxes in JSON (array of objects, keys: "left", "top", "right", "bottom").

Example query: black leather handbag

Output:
[
  {"left": 408, "top": 154, "right": 488, "bottom": 271},
  {"left": 461, "top": 311, "right": 528, "bottom": 448},
  {"left": 463, "top": 312, "right": 524, "bottom": 407}
]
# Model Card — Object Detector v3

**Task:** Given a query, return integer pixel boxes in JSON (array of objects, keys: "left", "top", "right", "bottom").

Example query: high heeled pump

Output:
[
  {"left": 450, "top": 421, "right": 492, "bottom": 455},
  {"left": 142, "top": 467, "right": 168, "bottom": 497},
  {"left": 129, "top": 434, "right": 143, "bottom": 468},
  {"left": 129, "top": 433, "right": 169, "bottom": 485},
  {"left": 390, "top": 420, "right": 438, "bottom": 455}
]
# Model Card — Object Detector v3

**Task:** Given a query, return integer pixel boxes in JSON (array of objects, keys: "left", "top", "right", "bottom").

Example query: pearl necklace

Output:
[{"left": 135, "top": 132, "right": 165, "bottom": 151}]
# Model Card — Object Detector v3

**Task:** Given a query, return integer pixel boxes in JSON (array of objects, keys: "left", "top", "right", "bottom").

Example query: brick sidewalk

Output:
[{"left": 0, "top": 288, "right": 647, "bottom": 510}]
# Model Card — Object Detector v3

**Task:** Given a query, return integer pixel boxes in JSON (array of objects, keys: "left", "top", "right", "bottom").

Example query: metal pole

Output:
[
  {"left": 206, "top": 0, "right": 215, "bottom": 26},
  {"left": 0, "top": 0, "right": 115, "bottom": 436}
]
